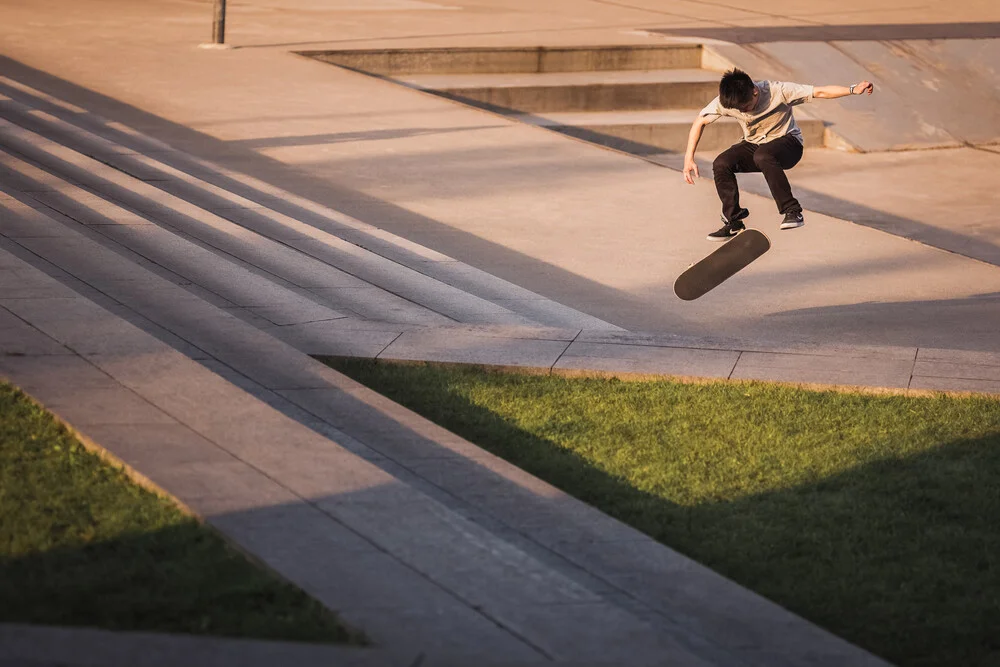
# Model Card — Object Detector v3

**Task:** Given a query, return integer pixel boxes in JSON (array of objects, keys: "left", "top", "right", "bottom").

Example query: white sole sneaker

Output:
[{"left": 780, "top": 219, "right": 804, "bottom": 230}]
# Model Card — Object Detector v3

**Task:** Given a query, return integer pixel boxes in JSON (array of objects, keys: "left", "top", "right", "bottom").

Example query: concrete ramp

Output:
[{"left": 651, "top": 26, "right": 1000, "bottom": 151}]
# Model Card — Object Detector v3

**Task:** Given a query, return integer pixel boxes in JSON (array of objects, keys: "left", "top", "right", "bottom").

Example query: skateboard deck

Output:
[{"left": 674, "top": 229, "right": 770, "bottom": 300}]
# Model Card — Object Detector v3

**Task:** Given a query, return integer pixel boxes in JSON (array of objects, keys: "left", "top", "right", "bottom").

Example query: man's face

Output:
[{"left": 738, "top": 86, "right": 759, "bottom": 113}]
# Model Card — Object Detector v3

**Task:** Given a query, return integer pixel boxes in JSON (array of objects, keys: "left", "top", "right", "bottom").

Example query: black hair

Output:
[{"left": 719, "top": 69, "right": 755, "bottom": 110}]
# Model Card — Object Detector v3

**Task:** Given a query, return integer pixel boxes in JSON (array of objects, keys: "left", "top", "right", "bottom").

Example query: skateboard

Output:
[{"left": 673, "top": 229, "right": 770, "bottom": 300}]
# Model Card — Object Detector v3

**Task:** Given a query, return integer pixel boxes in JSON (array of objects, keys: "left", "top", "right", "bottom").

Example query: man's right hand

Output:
[{"left": 683, "top": 159, "right": 699, "bottom": 185}]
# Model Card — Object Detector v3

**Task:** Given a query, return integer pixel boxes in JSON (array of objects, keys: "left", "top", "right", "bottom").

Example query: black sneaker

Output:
[
  {"left": 780, "top": 211, "right": 804, "bottom": 230},
  {"left": 706, "top": 220, "right": 745, "bottom": 241}
]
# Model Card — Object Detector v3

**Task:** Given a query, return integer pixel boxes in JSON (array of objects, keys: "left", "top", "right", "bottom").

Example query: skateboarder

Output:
[{"left": 682, "top": 69, "right": 874, "bottom": 240}]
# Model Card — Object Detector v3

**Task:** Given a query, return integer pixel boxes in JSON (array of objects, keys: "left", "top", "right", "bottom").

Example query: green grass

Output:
[
  {"left": 0, "top": 382, "right": 362, "bottom": 644},
  {"left": 329, "top": 359, "right": 1000, "bottom": 667}
]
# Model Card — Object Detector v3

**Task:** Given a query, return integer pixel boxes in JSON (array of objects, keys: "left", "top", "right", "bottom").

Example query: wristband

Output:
[{"left": 849, "top": 84, "right": 856, "bottom": 94}]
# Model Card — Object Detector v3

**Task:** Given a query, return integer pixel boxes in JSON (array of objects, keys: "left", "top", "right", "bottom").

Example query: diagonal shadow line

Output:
[{"left": 0, "top": 55, "right": 686, "bottom": 332}]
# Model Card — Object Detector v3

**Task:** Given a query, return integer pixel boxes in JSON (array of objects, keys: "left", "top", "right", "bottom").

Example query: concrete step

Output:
[
  {"left": 301, "top": 44, "right": 704, "bottom": 75},
  {"left": 0, "top": 80, "right": 619, "bottom": 332},
  {"left": 399, "top": 69, "right": 720, "bottom": 113},
  {"left": 515, "top": 109, "right": 827, "bottom": 153}
]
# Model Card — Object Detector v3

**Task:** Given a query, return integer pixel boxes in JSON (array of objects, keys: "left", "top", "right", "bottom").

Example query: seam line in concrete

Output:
[
  {"left": 727, "top": 350, "right": 742, "bottom": 380},
  {"left": 549, "top": 328, "right": 581, "bottom": 373},
  {"left": 908, "top": 347, "right": 919, "bottom": 389},
  {"left": 373, "top": 330, "right": 405, "bottom": 360}
]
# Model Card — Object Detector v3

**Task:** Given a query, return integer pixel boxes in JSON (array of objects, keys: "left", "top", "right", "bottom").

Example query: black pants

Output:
[{"left": 713, "top": 135, "right": 803, "bottom": 222}]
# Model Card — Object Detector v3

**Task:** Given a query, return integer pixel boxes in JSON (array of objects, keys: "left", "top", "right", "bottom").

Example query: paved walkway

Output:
[{"left": 1, "top": 0, "right": 999, "bottom": 665}]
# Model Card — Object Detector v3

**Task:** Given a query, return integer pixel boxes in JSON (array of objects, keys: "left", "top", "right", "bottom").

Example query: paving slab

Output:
[
  {"left": 908, "top": 375, "right": 1000, "bottom": 395},
  {"left": 29, "top": 385, "right": 178, "bottom": 427},
  {"left": 0, "top": 297, "right": 165, "bottom": 355},
  {"left": 916, "top": 347, "right": 1000, "bottom": 367},
  {"left": 911, "top": 360, "right": 1000, "bottom": 382},
  {"left": 730, "top": 351, "right": 916, "bottom": 389},
  {"left": 0, "top": 313, "right": 71, "bottom": 355},
  {"left": 304, "top": 286, "right": 453, "bottom": 325},
  {"left": 12, "top": 232, "right": 179, "bottom": 285},
  {"left": 0, "top": 260, "right": 84, "bottom": 298},
  {"left": 0, "top": 352, "right": 96, "bottom": 399},
  {"left": 555, "top": 537, "right": 888, "bottom": 667},
  {"left": 400, "top": 455, "right": 654, "bottom": 546},
  {"left": 576, "top": 329, "right": 921, "bottom": 360},
  {"left": 379, "top": 327, "right": 570, "bottom": 368},
  {"left": 277, "top": 387, "right": 496, "bottom": 463},
  {"left": 267, "top": 319, "right": 402, "bottom": 357},
  {"left": 211, "top": 508, "right": 545, "bottom": 661},
  {"left": 0, "top": 195, "right": 80, "bottom": 238},
  {"left": 490, "top": 297, "right": 621, "bottom": 330},
  {"left": 77, "top": 422, "right": 240, "bottom": 470},
  {"left": 429, "top": 323, "right": 580, "bottom": 341},
  {"left": 555, "top": 340, "right": 740, "bottom": 378}
]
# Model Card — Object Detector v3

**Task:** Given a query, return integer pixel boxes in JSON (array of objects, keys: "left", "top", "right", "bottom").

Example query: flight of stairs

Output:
[{"left": 0, "top": 75, "right": 619, "bottom": 364}]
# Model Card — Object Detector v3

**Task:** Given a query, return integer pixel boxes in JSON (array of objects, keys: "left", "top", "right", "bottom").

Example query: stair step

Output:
[
  {"left": 301, "top": 44, "right": 703, "bottom": 75},
  {"left": 400, "top": 69, "right": 719, "bottom": 113},
  {"left": 516, "top": 108, "right": 827, "bottom": 152}
]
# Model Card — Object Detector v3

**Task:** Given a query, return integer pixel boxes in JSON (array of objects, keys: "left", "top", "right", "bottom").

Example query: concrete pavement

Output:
[{"left": 2, "top": 0, "right": 1000, "bottom": 664}]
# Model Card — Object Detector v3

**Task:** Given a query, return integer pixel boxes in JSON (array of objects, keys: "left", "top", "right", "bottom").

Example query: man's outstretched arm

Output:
[{"left": 813, "top": 81, "right": 875, "bottom": 99}]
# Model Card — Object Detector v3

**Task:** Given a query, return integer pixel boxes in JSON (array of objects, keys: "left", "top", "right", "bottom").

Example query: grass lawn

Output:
[
  {"left": 0, "top": 382, "right": 362, "bottom": 644},
  {"left": 328, "top": 359, "right": 1000, "bottom": 667}
]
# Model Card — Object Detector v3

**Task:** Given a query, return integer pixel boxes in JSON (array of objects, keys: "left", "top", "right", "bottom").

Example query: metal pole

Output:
[{"left": 212, "top": 0, "right": 227, "bottom": 45}]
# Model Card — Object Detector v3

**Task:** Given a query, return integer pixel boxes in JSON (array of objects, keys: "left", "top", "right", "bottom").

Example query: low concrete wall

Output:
[{"left": 299, "top": 44, "right": 702, "bottom": 75}]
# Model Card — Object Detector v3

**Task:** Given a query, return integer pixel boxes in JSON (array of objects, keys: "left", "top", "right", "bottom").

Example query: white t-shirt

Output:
[{"left": 699, "top": 80, "right": 815, "bottom": 145}]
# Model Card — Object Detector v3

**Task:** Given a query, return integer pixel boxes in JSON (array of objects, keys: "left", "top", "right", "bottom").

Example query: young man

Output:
[{"left": 683, "top": 69, "right": 874, "bottom": 240}]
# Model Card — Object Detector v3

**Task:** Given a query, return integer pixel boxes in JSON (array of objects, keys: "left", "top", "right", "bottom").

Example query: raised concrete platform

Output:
[{"left": 301, "top": 44, "right": 704, "bottom": 75}]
